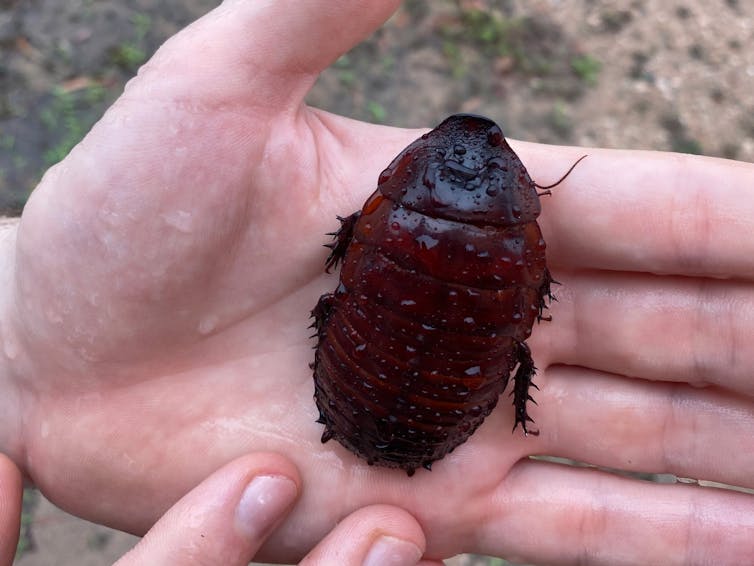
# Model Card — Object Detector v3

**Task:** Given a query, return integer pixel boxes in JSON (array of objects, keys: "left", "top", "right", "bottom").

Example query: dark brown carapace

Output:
[{"left": 311, "top": 114, "right": 573, "bottom": 476}]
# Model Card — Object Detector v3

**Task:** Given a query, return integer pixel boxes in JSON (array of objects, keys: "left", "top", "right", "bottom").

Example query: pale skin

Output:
[
  {"left": 0, "top": 452, "right": 440, "bottom": 566},
  {"left": 1, "top": 1, "right": 754, "bottom": 564}
]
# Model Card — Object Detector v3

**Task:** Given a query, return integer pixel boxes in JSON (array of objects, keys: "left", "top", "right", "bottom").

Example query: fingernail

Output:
[
  {"left": 235, "top": 475, "right": 298, "bottom": 539},
  {"left": 363, "top": 535, "right": 423, "bottom": 566}
]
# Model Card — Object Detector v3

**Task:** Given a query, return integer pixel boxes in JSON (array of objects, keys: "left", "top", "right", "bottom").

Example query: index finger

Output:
[{"left": 516, "top": 143, "right": 754, "bottom": 279}]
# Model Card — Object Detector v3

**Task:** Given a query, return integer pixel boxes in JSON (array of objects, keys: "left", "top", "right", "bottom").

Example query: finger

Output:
[
  {"left": 131, "top": 0, "right": 401, "bottom": 108},
  {"left": 480, "top": 458, "right": 754, "bottom": 565},
  {"left": 540, "top": 270, "right": 754, "bottom": 395},
  {"left": 531, "top": 366, "right": 754, "bottom": 491},
  {"left": 514, "top": 143, "right": 754, "bottom": 279},
  {"left": 0, "top": 454, "right": 22, "bottom": 566},
  {"left": 300, "top": 504, "right": 436, "bottom": 566},
  {"left": 115, "top": 453, "right": 299, "bottom": 566}
]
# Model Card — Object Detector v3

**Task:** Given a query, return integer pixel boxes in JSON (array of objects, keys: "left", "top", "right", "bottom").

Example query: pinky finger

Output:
[
  {"left": 300, "top": 504, "right": 442, "bottom": 566},
  {"left": 0, "top": 454, "right": 22, "bottom": 566}
]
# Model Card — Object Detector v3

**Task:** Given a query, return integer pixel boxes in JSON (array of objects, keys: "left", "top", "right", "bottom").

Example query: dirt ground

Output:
[{"left": 2, "top": 0, "right": 753, "bottom": 564}]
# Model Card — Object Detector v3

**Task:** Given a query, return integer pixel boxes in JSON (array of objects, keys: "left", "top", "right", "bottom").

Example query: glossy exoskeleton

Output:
[{"left": 311, "top": 114, "right": 571, "bottom": 476}]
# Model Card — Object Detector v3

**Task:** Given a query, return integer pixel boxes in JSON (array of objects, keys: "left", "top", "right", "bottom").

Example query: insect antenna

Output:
[{"left": 534, "top": 154, "right": 588, "bottom": 192}]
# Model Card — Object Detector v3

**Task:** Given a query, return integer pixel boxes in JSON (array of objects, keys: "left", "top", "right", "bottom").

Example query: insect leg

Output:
[
  {"left": 511, "top": 341, "right": 540, "bottom": 436},
  {"left": 537, "top": 268, "right": 558, "bottom": 322},
  {"left": 313, "top": 378, "right": 334, "bottom": 442},
  {"left": 309, "top": 293, "right": 335, "bottom": 341},
  {"left": 324, "top": 211, "right": 361, "bottom": 272}
]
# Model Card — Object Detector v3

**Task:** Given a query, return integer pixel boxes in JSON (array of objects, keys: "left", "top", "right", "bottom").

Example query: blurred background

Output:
[{"left": 2, "top": 0, "right": 752, "bottom": 564}]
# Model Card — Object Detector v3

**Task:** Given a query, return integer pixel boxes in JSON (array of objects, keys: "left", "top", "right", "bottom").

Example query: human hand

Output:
[
  {"left": 2, "top": 0, "right": 754, "bottom": 564},
  {"left": 0, "top": 453, "right": 437, "bottom": 566},
  {"left": 0, "top": 454, "right": 22, "bottom": 566},
  {"left": 116, "top": 453, "right": 440, "bottom": 566}
]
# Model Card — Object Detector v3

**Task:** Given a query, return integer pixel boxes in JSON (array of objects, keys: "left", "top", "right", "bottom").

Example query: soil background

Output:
[{"left": 1, "top": 0, "right": 753, "bottom": 564}]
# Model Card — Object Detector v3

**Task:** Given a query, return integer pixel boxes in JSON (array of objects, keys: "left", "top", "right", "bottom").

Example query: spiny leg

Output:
[
  {"left": 313, "top": 380, "right": 334, "bottom": 443},
  {"left": 309, "top": 293, "right": 335, "bottom": 341},
  {"left": 511, "top": 341, "right": 540, "bottom": 436},
  {"left": 313, "top": 379, "right": 334, "bottom": 443},
  {"left": 320, "top": 427, "right": 334, "bottom": 443},
  {"left": 324, "top": 211, "right": 361, "bottom": 272},
  {"left": 537, "top": 267, "right": 558, "bottom": 322},
  {"left": 313, "top": 211, "right": 358, "bottom": 443}
]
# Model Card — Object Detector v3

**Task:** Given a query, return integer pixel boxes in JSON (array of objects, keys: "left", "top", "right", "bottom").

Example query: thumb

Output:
[
  {"left": 131, "top": 0, "right": 402, "bottom": 109},
  {"left": 115, "top": 453, "right": 300, "bottom": 566}
]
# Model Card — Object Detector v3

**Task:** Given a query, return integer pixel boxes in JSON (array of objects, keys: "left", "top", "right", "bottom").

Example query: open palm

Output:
[{"left": 5, "top": 1, "right": 754, "bottom": 564}]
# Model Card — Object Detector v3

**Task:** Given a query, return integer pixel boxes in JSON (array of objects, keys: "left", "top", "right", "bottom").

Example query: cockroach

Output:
[{"left": 311, "top": 114, "right": 583, "bottom": 476}]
